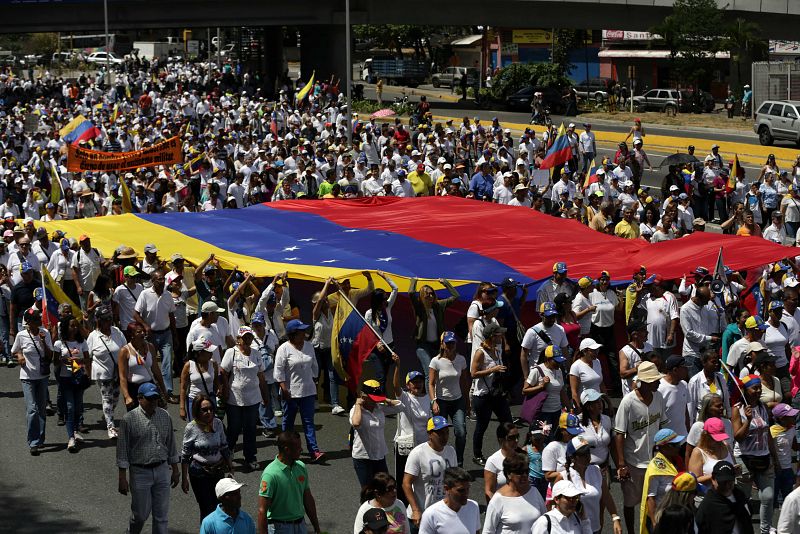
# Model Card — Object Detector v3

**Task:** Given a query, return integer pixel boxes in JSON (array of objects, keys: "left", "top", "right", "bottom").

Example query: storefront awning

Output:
[
  {"left": 598, "top": 49, "right": 729, "bottom": 59},
  {"left": 451, "top": 35, "right": 483, "bottom": 47}
]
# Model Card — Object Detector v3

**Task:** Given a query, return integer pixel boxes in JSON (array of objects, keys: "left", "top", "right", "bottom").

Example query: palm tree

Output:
[{"left": 725, "top": 18, "right": 768, "bottom": 94}]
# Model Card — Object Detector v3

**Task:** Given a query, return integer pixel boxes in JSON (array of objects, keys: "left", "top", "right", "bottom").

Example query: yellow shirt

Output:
[
  {"left": 407, "top": 171, "right": 433, "bottom": 196},
  {"left": 614, "top": 219, "right": 641, "bottom": 239}
]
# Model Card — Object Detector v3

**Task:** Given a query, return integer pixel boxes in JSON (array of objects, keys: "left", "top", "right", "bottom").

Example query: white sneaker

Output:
[
  {"left": 67, "top": 438, "right": 77, "bottom": 452},
  {"left": 74, "top": 432, "right": 85, "bottom": 442},
  {"left": 274, "top": 410, "right": 283, "bottom": 417},
  {"left": 331, "top": 405, "right": 345, "bottom": 415},
  {"left": 107, "top": 428, "right": 118, "bottom": 439}
]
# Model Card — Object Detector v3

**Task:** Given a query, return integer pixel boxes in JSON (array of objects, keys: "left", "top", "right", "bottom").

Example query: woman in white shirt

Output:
[
  {"left": 350, "top": 378, "right": 404, "bottom": 488},
  {"left": 365, "top": 271, "right": 398, "bottom": 394},
  {"left": 54, "top": 315, "right": 89, "bottom": 452},
  {"left": 588, "top": 272, "right": 620, "bottom": 392},
  {"left": 571, "top": 278, "right": 596, "bottom": 338},
  {"left": 578, "top": 389, "right": 613, "bottom": 486},
  {"left": 179, "top": 337, "right": 221, "bottom": 422},
  {"left": 354, "top": 473, "right": 411, "bottom": 534},
  {"left": 392, "top": 368, "right": 430, "bottom": 498},
  {"left": 87, "top": 305, "right": 126, "bottom": 439},
  {"left": 429, "top": 331, "right": 469, "bottom": 467},
  {"left": 274, "top": 319, "right": 324, "bottom": 463},
  {"left": 220, "top": 326, "right": 269, "bottom": 470},
  {"left": 562, "top": 436, "right": 622, "bottom": 534},
  {"left": 14, "top": 308, "right": 53, "bottom": 455},
  {"left": 312, "top": 279, "right": 340, "bottom": 414},
  {"left": 483, "top": 452, "right": 546, "bottom": 534},
  {"left": 483, "top": 422, "right": 522, "bottom": 503},
  {"left": 471, "top": 323, "right": 512, "bottom": 466},
  {"left": 522, "top": 345, "right": 569, "bottom": 438},
  {"left": 569, "top": 339, "right": 605, "bottom": 411}
]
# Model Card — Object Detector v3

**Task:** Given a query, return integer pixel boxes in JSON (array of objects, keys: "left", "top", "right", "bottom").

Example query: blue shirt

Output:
[
  {"left": 199, "top": 504, "right": 256, "bottom": 534},
  {"left": 469, "top": 172, "right": 493, "bottom": 201}
]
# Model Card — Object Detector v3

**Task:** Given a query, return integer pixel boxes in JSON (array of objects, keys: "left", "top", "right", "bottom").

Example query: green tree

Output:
[
  {"left": 650, "top": 0, "right": 724, "bottom": 88},
  {"left": 550, "top": 29, "right": 580, "bottom": 78},
  {"left": 26, "top": 33, "right": 59, "bottom": 55},
  {"left": 488, "top": 62, "right": 570, "bottom": 100},
  {"left": 724, "top": 18, "right": 768, "bottom": 94}
]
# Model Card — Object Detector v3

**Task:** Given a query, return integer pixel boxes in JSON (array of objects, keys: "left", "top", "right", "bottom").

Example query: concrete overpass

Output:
[{"left": 3, "top": 0, "right": 799, "bottom": 36}]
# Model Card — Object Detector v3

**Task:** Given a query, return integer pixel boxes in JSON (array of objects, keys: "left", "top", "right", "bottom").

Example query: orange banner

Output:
[{"left": 67, "top": 137, "right": 182, "bottom": 173}]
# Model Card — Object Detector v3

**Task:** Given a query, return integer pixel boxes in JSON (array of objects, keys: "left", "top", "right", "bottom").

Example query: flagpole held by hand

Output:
[{"left": 335, "top": 287, "right": 395, "bottom": 357}]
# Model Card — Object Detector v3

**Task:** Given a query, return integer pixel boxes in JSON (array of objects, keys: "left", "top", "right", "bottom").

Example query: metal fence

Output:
[{"left": 752, "top": 61, "right": 800, "bottom": 115}]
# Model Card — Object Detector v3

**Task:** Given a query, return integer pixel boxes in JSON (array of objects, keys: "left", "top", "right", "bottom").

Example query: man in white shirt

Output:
[
  {"left": 112, "top": 265, "right": 143, "bottom": 331},
  {"left": 777, "top": 484, "right": 800, "bottom": 534},
  {"left": 611, "top": 160, "right": 633, "bottom": 183},
  {"left": 133, "top": 269, "right": 177, "bottom": 402},
  {"left": 687, "top": 349, "right": 731, "bottom": 423},
  {"left": 392, "top": 170, "right": 415, "bottom": 198},
  {"left": 657, "top": 356, "right": 690, "bottom": 437},
  {"left": 679, "top": 278, "right": 723, "bottom": 376},
  {"left": 520, "top": 302, "right": 569, "bottom": 371},
  {"left": 763, "top": 211, "right": 788, "bottom": 244},
  {"left": 578, "top": 123, "right": 596, "bottom": 174},
  {"left": 7, "top": 236, "right": 40, "bottom": 286},
  {"left": 71, "top": 234, "right": 104, "bottom": 308},
  {"left": 645, "top": 278, "right": 679, "bottom": 357},
  {"left": 418, "top": 466, "right": 480, "bottom": 534}
]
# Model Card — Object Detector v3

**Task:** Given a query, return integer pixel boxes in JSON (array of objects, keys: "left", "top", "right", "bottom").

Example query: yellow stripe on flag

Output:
[
  {"left": 50, "top": 161, "right": 62, "bottom": 205},
  {"left": 296, "top": 71, "right": 315, "bottom": 102},
  {"left": 120, "top": 178, "right": 133, "bottom": 214},
  {"left": 59, "top": 115, "right": 87, "bottom": 138},
  {"left": 42, "top": 265, "right": 83, "bottom": 321}
]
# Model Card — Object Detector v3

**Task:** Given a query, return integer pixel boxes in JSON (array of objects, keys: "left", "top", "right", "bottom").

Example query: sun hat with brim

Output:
[
  {"left": 427, "top": 416, "right": 451, "bottom": 432},
  {"left": 551, "top": 480, "right": 585, "bottom": 498},
  {"left": 671, "top": 472, "right": 698, "bottom": 493},
  {"left": 654, "top": 428, "right": 685, "bottom": 447},
  {"left": 636, "top": 361, "right": 664, "bottom": 383},
  {"left": 285, "top": 319, "right": 310, "bottom": 334},
  {"left": 362, "top": 379, "right": 387, "bottom": 402},
  {"left": 580, "top": 388, "right": 602, "bottom": 405},
  {"left": 703, "top": 417, "right": 730, "bottom": 442}
]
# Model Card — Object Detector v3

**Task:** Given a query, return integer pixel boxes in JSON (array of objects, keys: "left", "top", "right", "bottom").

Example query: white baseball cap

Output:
[
  {"left": 552, "top": 479, "right": 585, "bottom": 498},
  {"left": 215, "top": 477, "right": 244, "bottom": 498},
  {"left": 579, "top": 338, "right": 602, "bottom": 351}
]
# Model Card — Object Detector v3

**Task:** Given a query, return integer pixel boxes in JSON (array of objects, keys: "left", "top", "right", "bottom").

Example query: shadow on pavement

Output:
[{"left": 0, "top": 479, "right": 101, "bottom": 533}]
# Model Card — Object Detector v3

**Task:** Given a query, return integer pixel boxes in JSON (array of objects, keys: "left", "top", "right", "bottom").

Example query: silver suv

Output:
[
  {"left": 753, "top": 100, "right": 800, "bottom": 146},
  {"left": 631, "top": 89, "right": 690, "bottom": 115},
  {"left": 432, "top": 67, "right": 477, "bottom": 88}
]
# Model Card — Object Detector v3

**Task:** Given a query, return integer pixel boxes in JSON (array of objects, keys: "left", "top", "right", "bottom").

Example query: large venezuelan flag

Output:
[
  {"left": 41, "top": 265, "right": 83, "bottom": 324},
  {"left": 539, "top": 123, "right": 572, "bottom": 170},
  {"left": 331, "top": 295, "right": 380, "bottom": 391},
  {"left": 32, "top": 197, "right": 790, "bottom": 298}
]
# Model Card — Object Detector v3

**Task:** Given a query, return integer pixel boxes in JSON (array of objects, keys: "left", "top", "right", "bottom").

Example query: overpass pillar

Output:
[{"left": 299, "top": 25, "right": 347, "bottom": 87}]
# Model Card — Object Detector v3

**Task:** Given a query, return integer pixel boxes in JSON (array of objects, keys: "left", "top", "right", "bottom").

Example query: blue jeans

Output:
[
  {"left": 314, "top": 347, "right": 340, "bottom": 407},
  {"left": 268, "top": 522, "right": 307, "bottom": 534},
  {"left": 150, "top": 330, "right": 174, "bottom": 395},
  {"left": 437, "top": 397, "right": 467, "bottom": 466},
  {"left": 736, "top": 456, "right": 775, "bottom": 534},
  {"left": 58, "top": 376, "right": 84, "bottom": 439},
  {"left": 416, "top": 341, "right": 438, "bottom": 382},
  {"left": 259, "top": 383, "right": 279, "bottom": 430},
  {"left": 282, "top": 395, "right": 320, "bottom": 454},
  {"left": 21, "top": 378, "right": 48, "bottom": 447},
  {"left": 225, "top": 403, "right": 260, "bottom": 463},
  {"left": 0, "top": 313, "right": 10, "bottom": 360},
  {"left": 582, "top": 152, "right": 595, "bottom": 174},
  {"left": 353, "top": 457, "right": 388, "bottom": 488}
]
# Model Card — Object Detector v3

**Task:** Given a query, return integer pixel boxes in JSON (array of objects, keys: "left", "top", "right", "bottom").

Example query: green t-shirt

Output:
[{"left": 259, "top": 456, "right": 309, "bottom": 521}]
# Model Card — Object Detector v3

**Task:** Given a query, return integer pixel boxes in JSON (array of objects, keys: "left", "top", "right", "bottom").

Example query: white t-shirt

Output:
[
  {"left": 349, "top": 402, "right": 404, "bottom": 460},
  {"left": 404, "top": 442, "right": 458, "bottom": 514},
  {"left": 482, "top": 487, "right": 546, "bottom": 534},
  {"left": 219, "top": 347, "right": 265, "bottom": 407},
  {"left": 419, "top": 498, "right": 480, "bottom": 534},
  {"left": 571, "top": 293, "right": 592, "bottom": 335},
  {"left": 613, "top": 390, "right": 668, "bottom": 468},
  {"left": 354, "top": 499, "right": 411, "bottom": 534},
  {"left": 485, "top": 449, "right": 509, "bottom": 491},
  {"left": 187, "top": 319, "right": 227, "bottom": 364},
  {"left": 86, "top": 327, "right": 126, "bottom": 380},
  {"left": 657, "top": 379, "right": 689, "bottom": 437},
  {"left": 521, "top": 323, "right": 568, "bottom": 367},
  {"left": 273, "top": 340, "right": 318, "bottom": 399},
  {"left": 589, "top": 289, "right": 617, "bottom": 327},
  {"left": 580, "top": 414, "right": 612, "bottom": 465},
  {"left": 13, "top": 328, "right": 54, "bottom": 380},
  {"left": 134, "top": 288, "right": 176, "bottom": 331},
  {"left": 397, "top": 390, "right": 432, "bottom": 446},
  {"left": 619, "top": 342, "right": 653, "bottom": 395},
  {"left": 645, "top": 293, "right": 679, "bottom": 349},
  {"left": 54, "top": 339, "right": 87, "bottom": 378},
  {"left": 429, "top": 355, "right": 467, "bottom": 401},
  {"left": 112, "top": 283, "right": 143, "bottom": 332},
  {"left": 764, "top": 321, "right": 789, "bottom": 367},
  {"left": 568, "top": 358, "right": 603, "bottom": 395},
  {"left": 541, "top": 440, "right": 568, "bottom": 474},
  {"left": 526, "top": 365, "right": 564, "bottom": 413},
  {"left": 565, "top": 465, "right": 603, "bottom": 532}
]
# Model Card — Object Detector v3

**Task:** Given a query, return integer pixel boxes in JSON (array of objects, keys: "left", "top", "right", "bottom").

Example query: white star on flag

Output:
[
  {"left": 376, "top": 257, "right": 396, "bottom": 262},
  {"left": 343, "top": 229, "right": 359, "bottom": 233},
  {"left": 284, "top": 257, "right": 299, "bottom": 261},
  {"left": 298, "top": 238, "right": 316, "bottom": 242},
  {"left": 321, "top": 259, "right": 339, "bottom": 263},
  {"left": 282, "top": 246, "right": 299, "bottom": 252},
  {"left": 438, "top": 251, "right": 457, "bottom": 256}
]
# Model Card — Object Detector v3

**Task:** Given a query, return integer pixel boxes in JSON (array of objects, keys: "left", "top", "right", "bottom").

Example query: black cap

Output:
[
  {"left": 712, "top": 460, "right": 736, "bottom": 482},
  {"left": 753, "top": 351, "right": 777, "bottom": 367},
  {"left": 362, "top": 508, "right": 390, "bottom": 530},
  {"left": 664, "top": 355, "right": 686, "bottom": 371},
  {"left": 500, "top": 277, "right": 517, "bottom": 288},
  {"left": 627, "top": 321, "right": 647, "bottom": 334}
]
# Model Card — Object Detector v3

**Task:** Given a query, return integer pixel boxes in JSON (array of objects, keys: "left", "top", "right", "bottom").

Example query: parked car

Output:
[
  {"left": 573, "top": 78, "right": 612, "bottom": 103},
  {"left": 753, "top": 100, "right": 800, "bottom": 146},
  {"left": 51, "top": 52, "right": 77, "bottom": 64},
  {"left": 431, "top": 66, "right": 478, "bottom": 88},
  {"left": 86, "top": 51, "right": 124, "bottom": 65},
  {"left": 631, "top": 88, "right": 690, "bottom": 115},
  {"left": 506, "top": 85, "right": 565, "bottom": 114}
]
